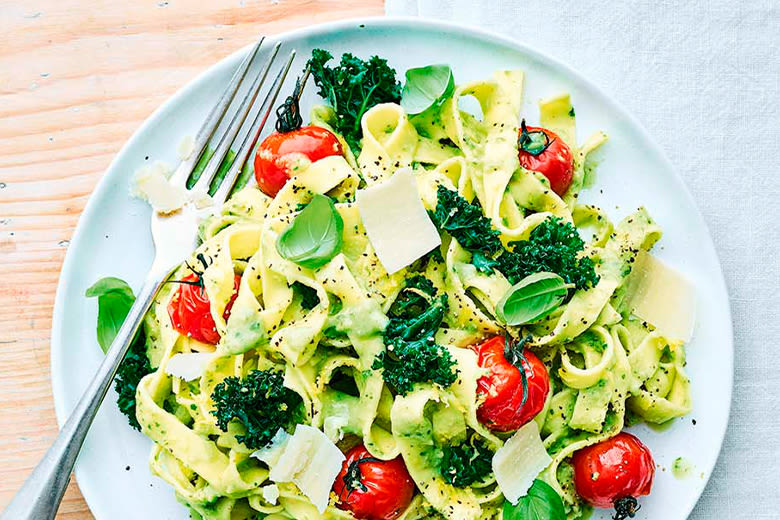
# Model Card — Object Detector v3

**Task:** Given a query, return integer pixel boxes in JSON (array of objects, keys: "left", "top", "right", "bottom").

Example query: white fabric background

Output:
[{"left": 386, "top": 1, "right": 779, "bottom": 518}]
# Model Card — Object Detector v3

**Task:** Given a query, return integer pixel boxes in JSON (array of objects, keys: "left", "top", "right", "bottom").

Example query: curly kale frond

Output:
[
  {"left": 307, "top": 49, "right": 402, "bottom": 152},
  {"left": 431, "top": 187, "right": 599, "bottom": 290},
  {"left": 440, "top": 437, "right": 494, "bottom": 488},
  {"left": 373, "top": 277, "right": 457, "bottom": 395},
  {"left": 502, "top": 217, "right": 600, "bottom": 290},
  {"left": 211, "top": 370, "right": 303, "bottom": 450},
  {"left": 115, "top": 332, "right": 152, "bottom": 431},
  {"left": 430, "top": 185, "right": 503, "bottom": 258}
]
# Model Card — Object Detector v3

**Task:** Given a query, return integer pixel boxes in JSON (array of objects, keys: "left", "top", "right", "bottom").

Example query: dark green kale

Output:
[
  {"left": 430, "top": 187, "right": 599, "bottom": 290},
  {"left": 307, "top": 49, "right": 402, "bottom": 152},
  {"left": 211, "top": 369, "right": 303, "bottom": 450},
  {"left": 440, "top": 438, "right": 494, "bottom": 488},
  {"left": 430, "top": 185, "right": 503, "bottom": 259},
  {"left": 501, "top": 217, "right": 600, "bottom": 290},
  {"left": 115, "top": 331, "right": 152, "bottom": 430},
  {"left": 292, "top": 281, "right": 319, "bottom": 310},
  {"left": 373, "top": 277, "right": 458, "bottom": 395}
]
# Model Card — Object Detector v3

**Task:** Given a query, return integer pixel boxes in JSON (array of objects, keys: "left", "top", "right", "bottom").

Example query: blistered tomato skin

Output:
[
  {"left": 167, "top": 273, "right": 240, "bottom": 345},
  {"left": 253, "top": 125, "right": 343, "bottom": 197},
  {"left": 333, "top": 444, "right": 415, "bottom": 520},
  {"left": 517, "top": 125, "right": 574, "bottom": 196},
  {"left": 473, "top": 335, "right": 550, "bottom": 432},
  {"left": 572, "top": 432, "right": 655, "bottom": 509}
]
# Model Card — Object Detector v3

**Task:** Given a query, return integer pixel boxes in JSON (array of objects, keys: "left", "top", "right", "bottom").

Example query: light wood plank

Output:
[{"left": 0, "top": 1, "right": 384, "bottom": 517}]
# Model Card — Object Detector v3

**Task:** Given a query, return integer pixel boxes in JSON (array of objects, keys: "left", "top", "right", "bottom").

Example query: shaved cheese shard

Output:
[
  {"left": 626, "top": 251, "right": 696, "bottom": 342},
  {"left": 356, "top": 168, "right": 441, "bottom": 274},
  {"left": 492, "top": 421, "right": 552, "bottom": 505},
  {"left": 252, "top": 425, "right": 344, "bottom": 513},
  {"left": 130, "top": 160, "right": 213, "bottom": 213},
  {"left": 251, "top": 428, "right": 291, "bottom": 466},
  {"left": 131, "top": 161, "right": 188, "bottom": 213},
  {"left": 261, "top": 484, "right": 280, "bottom": 505},
  {"left": 164, "top": 353, "right": 218, "bottom": 381},
  {"left": 177, "top": 134, "right": 195, "bottom": 160}
]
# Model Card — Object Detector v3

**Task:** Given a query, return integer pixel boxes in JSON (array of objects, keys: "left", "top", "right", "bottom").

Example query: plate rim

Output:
[{"left": 50, "top": 15, "right": 734, "bottom": 519}]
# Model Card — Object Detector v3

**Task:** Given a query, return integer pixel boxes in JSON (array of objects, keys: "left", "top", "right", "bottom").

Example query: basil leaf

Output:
[
  {"left": 276, "top": 194, "right": 344, "bottom": 269},
  {"left": 503, "top": 479, "right": 566, "bottom": 520},
  {"left": 401, "top": 64, "right": 455, "bottom": 115},
  {"left": 86, "top": 277, "right": 136, "bottom": 353},
  {"left": 496, "top": 272, "right": 572, "bottom": 325}
]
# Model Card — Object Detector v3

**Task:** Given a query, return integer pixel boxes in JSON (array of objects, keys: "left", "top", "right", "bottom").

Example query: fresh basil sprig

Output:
[
  {"left": 400, "top": 64, "right": 455, "bottom": 115},
  {"left": 276, "top": 194, "right": 344, "bottom": 269},
  {"left": 503, "top": 479, "right": 566, "bottom": 520},
  {"left": 85, "top": 277, "right": 136, "bottom": 353},
  {"left": 496, "top": 272, "right": 572, "bottom": 325}
]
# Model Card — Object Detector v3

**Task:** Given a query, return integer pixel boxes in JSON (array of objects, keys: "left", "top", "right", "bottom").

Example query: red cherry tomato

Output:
[
  {"left": 518, "top": 122, "right": 574, "bottom": 196},
  {"left": 473, "top": 336, "right": 550, "bottom": 432},
  {"left": 333, "top": 444, "right": 415, "bottom": 520},
  {"left": 253, "top": 125, "right": 343, "bottom": 197},
  {"left": 167, "top": 273, "right": 240, "bottom": 345},
  {"left": 572, "top": 432, "right": 655, "bottom": 516}
]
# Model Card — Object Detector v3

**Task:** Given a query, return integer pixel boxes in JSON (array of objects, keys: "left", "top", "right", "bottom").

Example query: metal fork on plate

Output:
[{"left": 1, "top": 37, "right": 295, "bottom": 520}]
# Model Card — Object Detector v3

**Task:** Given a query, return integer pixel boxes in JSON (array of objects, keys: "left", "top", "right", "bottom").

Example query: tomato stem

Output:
[
  {"left": 275, "top": 64, "right": 311, "bottom": 133},
  {"left": 503, "top": 333, "right": 533, "bottom": 408},
  {"left": 613, "top": 496, "right": 640, "bottom": 520},
  {"left": 342, "top": 455, "right": 382, "bottom": 497},
  {"left": 518, "top": 119, "right": 553, "bottom": 156}
]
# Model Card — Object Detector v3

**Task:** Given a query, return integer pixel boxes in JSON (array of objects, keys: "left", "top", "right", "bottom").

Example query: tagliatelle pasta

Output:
[{"left": 129, "top": 64, "right": 693, "bottom": 520}]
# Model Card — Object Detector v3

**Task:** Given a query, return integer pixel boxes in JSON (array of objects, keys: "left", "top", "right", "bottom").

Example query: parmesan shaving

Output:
[
  {"left": 356, "top": 168, "right": 441, "bottom": 274},
  {"left": 164, "top": 352, "right": 218, "bottom": 382},
  {"left": 492, "top": 421, "right": 552, "bottom": 504},
  {"left": 252, "top": 425, "right": 344, "bottom": 513},
  {"left": 626, "top": 251, "right": 696, "bottom": 341}
]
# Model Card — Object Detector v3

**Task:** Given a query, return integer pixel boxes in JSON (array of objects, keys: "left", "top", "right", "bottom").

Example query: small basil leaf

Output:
[
  {"left": 276, "top": 194, "right": 344, "bottom": 269},
  {"left": 86, "top": 277, "right": 136, "bottom": 353},
  {"left": 503, "top": 479, "right": 566, "bottom": 520},
  {"left": 401, "top": 64, "right": 455, "bottom": 116},
  {"left": 496, "top": 272, "right": 571, "bottom": 325}
]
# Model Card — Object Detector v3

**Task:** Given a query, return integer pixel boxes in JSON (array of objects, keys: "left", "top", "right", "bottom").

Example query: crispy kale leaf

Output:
[
  {"left": 373, "top": 277, "right": 458, "bottom": 395},
  {"left": 440, "top": 438, "right": 494, "bottom": 488},
  {"left": 430, "top": 186, "right": 503, "bottom": 259},
  {"left": 211, "top": 369, "right": 303, "bottom": 449},
  {"left": 430, "top": 186, "right": 599, "bottom": 290},
  {"left": 307, "top": 49, "right": 402, "bottom": 152},
  {"left": 501, "top": 217, "right": 600, "bottom": 290},
  {"left": 115, "top": 332, "right": 152, "bottom": 430}
]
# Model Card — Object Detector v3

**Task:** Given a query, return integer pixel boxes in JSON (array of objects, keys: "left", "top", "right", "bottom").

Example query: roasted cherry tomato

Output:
[
  {"left": 253, "top": 125, "right": 343, "bottom": 197},
  {"left": 167, "top": 273, "right": 240, "bottom": 345},
  {"left": 473, "top": 335, "right": 550, "bottom": 432},
  {"left": 572, "top": 432, "right": 655, "bottom": 518},
  {"left": 333, "top": 444, "right": 415, "bottom": 520},
  {"left": 518, "top": 121, "right": 574, "bottom": 196}
]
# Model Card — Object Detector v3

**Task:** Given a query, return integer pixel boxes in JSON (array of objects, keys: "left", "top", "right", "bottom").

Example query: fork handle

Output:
[{"left": 1, "top": 273, "right": 165, "bottom": 520}]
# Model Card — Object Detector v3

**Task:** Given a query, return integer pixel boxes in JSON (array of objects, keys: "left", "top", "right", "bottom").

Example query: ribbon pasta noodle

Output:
[{"left": 129, "top": 65, "right": 692, "bottom": 520}]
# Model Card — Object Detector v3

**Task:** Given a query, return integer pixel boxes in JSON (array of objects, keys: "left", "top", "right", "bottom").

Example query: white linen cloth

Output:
[{"left": 386, "top": 1, "right": 779, "bottom": 518}]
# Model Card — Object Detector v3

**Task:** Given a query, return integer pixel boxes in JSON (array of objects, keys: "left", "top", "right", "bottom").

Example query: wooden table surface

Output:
[{"left": 0, "top": 1, "right": 382, "bottom": 517}]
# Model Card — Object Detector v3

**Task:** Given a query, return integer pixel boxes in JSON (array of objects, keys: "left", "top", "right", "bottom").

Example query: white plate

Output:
[{"left": 51, "top": 17, "right": 733, "bottom": 520}]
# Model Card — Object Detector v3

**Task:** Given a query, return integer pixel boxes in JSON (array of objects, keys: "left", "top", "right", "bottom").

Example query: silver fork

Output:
[{"left": 1, "top": 37, "right": 295, "bottom": 520}]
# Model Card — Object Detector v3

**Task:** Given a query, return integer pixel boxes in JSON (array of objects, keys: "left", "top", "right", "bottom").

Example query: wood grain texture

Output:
[{"left": 0, "top": 1, "right": 383, "bottom": 517}]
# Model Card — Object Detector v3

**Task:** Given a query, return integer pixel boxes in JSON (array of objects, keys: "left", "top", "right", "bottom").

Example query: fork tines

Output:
[{"left": 172, "top": 37, "right": 296, "bottom": 203}]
